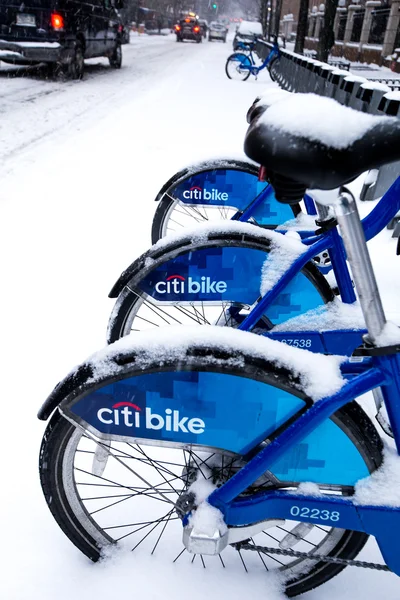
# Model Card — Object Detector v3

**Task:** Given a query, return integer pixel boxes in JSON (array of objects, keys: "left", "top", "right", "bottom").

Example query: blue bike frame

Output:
[
  {"left": 230, "top": 177, "right": 400, "bottom": 358},
  {"left": 195, "top": 178, "right": 400, "bottom": 575},
  {"left": 234, "top": 43, "right": 280, "bottom": 77},
  {"left": 202, "top": 350, "right": 400, "bottom": 574}
]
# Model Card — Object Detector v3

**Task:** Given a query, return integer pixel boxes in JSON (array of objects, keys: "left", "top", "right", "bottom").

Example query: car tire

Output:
[
  {"left": 109, "top": 43, "right": 122, "bottom": 69},
  {"left": 65, "top": 42, "right": 84, "bottom": 80}
]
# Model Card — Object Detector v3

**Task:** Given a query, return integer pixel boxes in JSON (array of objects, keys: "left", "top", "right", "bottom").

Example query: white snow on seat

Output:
[{"left": 256, "top": 93, "right": 395, "bottom": 149}]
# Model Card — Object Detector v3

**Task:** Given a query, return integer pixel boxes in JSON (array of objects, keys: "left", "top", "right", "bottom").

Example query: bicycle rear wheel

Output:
[
  {"left": 225, "top": 53, "right": 252, "bottom": 81},
  {"left": 39, "top": 339, "right": 382, "bottom": 597}
]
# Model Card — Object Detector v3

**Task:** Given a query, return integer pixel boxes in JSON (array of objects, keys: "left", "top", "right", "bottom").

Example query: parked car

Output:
[
  {"left": 232, "top": 20, "right": 263, "bottom": 50},
  {"left": 174, "top": 17, "right": 202, "bottom": 43},
  {"left": 0, "top": 0, "right": 124, "bottom": 78},
  {"left": 208, "top": 21, "right": 227, "bottom": 42},
  {"left": 115, "top": 11, "right": 130, "bottom": 44},
  {"left": 197, "top": 18, "right": 208, "bottom": 38}
]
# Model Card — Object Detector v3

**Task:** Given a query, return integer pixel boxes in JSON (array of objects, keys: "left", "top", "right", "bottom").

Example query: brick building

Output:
[{"left": 280, "top": 0, "right": 400, "bottom": 68}]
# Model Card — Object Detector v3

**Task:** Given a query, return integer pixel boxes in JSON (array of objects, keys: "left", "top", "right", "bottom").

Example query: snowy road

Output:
[{"left": 1, "top": 32, "right": 400, "bottom": 600}]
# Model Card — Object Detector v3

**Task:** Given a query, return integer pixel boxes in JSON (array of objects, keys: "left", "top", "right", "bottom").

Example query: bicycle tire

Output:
[
  {"left": 107, "top": 228, "right": 333, "bottom": 343},
  {"left": 225, "top": 53, "right": 252, "bottom": 81},
  {"left": 267, "top": 56, "right": 279, "bottom": 82},
  {"left": 39, "top": 342, "right": 382, "bottom": 597}
]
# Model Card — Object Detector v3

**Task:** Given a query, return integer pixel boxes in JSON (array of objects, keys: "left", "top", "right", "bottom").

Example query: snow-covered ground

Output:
[{"left": 1, "top": 32, "right": 400, "bottom": 600}]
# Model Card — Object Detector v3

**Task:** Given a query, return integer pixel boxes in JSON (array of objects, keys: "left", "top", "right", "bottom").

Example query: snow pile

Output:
[
  {"left": 375, "top": 321, "right": 400, "bottom": 347},
  {"left": 291, "top": 482, "right": 323, "bottom": 497},
  {"left": 236, "top": 21, "right": 263, "bottom": 36},
  {"left": 273, "top": 299, "right": 366, "bottom": 332},
  {"left": 256, "top": 93, "right": 396, "bottom": 149},
  {"left": 86, "top": 325, "right": 345, "bottom": 401},
  {"left": 276, "top": 212, "right": 318, "bottom": 231},
  {"left": 359, "top": 81, "right": 391, "bottom": 92},
  {"left": 151, "top": 219, "right": 307, "bottom": 255},
  {"left": 254, "top": 87, "right": 292, "bottom": 109},
  {"left": 188, "top": 474, "right": 227, "bottom": 537},
  {"left": 189, "top": 502, "right": 227, "bottom": 537},
  {"left": 260, "top": 230, "right": 307, "bottom": 297},
  {"left": 354, "top": 445, "right": 400, "bottom": 507}
]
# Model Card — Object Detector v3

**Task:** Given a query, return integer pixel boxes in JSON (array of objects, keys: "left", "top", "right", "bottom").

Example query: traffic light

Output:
[{"left": 212, "top": 3, "right": 217, "bottom": 8}]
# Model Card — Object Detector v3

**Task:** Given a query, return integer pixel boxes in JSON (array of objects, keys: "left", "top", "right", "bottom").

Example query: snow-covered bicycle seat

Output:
[
  {"left": 246, "top": 89, "right": 291, "bottom": 124},
  {"left": 244, "top": 93, "right": 400, "bottom": 193}
]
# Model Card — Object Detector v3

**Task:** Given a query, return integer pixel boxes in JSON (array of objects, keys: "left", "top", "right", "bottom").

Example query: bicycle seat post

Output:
[{"left": 334, "top": 191, "right": 386, "bottom": 343}]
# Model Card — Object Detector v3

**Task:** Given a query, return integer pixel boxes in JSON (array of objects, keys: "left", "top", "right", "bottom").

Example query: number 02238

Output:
[{"left": 290, "top": 506, "right": 340, "bottom": 522}]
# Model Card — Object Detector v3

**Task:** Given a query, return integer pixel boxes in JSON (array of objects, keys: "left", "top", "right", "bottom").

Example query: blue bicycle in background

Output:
[{"left": 225, "top": 37, "right": 280, "bottom": 82}]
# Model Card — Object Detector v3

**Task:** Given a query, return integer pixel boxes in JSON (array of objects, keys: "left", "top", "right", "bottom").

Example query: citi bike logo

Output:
[
  {"left": 182, "top": 186, "right": 229, "bottom": 202},
  {"left": 97, "top": 401, "right": 205, "bottom": 434},
  {"left": 155, "top": 274, "right": 228, "bottom": 295}
]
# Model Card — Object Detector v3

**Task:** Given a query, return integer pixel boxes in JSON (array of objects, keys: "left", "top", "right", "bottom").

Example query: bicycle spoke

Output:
[
  {"left": 173, "top": 548, "right": 186, "bottom": 563},
  {"left": 250, "top": 538, "right": 269, "bottom": 571},
  {"left": 131, "top": 516, "right": 169, "bottom": 551},
  {"left": 105, "top": 514, "right": 179, "bottom": 532},
  {"left": 151, "top": 509, "right": 175, "bottom": 555},
  {"left": 237, "top": 550, "right": 248, "bottom": 573},
  {"left": 74, "top": 431, "right": 177, "bottom": 506}
]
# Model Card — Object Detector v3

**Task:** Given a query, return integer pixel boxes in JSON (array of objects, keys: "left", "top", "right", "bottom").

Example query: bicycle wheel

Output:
[
  {"left": 39, "top": 340, "right": 382, "bottom": 597},
  {"left": 151, "top": 160, "right": 261, "bottom": 244},
  {"left": 267, "top": 56, "right": 279, "bottom": 82},
  {"left": 107, "top": 226, "right": 333, "bottom": 343},
  {"left": 225, "top": 53, "right": 252, "bottom": 81}
]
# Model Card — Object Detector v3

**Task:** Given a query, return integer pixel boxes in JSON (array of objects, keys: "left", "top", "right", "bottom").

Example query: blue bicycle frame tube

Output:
[
  {"left": 220, "top": 489, "right": 400, "bottom": 576},
  {"left": 377, "top": 353, "right": 400, "bottom": 453},
  {"left": 235, "top": 185, "right": 276, "bottom": 222},
  {"left": 238, "top": 235, "right": 331, "bottom": 332},
  {"left": 207, "top": 365, "right": 387, "bottom": 508},
  {"left": 327, "top": 227, "right": 356, "bottom": 303},
  {"left": 304, "top": 194, "right": 317, "bottom": 215}
]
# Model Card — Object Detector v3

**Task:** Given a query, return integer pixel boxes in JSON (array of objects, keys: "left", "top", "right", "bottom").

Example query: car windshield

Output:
[{"left": 210, "top": 23, "right": 223, "bottom": 29}]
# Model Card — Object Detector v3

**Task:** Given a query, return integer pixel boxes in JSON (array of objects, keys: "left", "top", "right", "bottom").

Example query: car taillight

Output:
[
  {"left": 193, "top": 26, "right": 200, "bottom": 32},
  {"left": 175, "top": 25, "right": 181, "bottom": 31},
  {"left": 51, "top": 13, "right": 64, "bottom": 30}
]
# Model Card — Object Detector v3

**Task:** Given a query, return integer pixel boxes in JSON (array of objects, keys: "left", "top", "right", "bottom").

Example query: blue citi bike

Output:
[
  {"left": 38, "top": 94, "right": 400, "bottom": 596},
  {"left": 225, "top": 37, "right": 280, "bottom": 82}
]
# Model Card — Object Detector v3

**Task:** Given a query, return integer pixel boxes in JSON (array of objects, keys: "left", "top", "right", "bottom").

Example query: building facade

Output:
[{"left": 280, "top": 0, "right": 400, "bottom": 69}]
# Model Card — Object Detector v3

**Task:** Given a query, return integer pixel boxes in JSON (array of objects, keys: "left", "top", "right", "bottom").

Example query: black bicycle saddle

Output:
[{"left": 244, "top": 93, "right": 400, "bottom": 193}]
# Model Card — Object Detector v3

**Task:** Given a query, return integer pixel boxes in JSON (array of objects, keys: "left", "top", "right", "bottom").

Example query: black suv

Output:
[
  {"left": 175, "top": 17, "right": 202, "bottom": 43},
  {"left": 0, "top": 0, "right": 124, "bottom": 78}
]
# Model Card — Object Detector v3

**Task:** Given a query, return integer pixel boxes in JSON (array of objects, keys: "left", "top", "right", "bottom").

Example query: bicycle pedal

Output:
[{"left": 183, "top": 525, "right": 229, "bottom": 555}]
